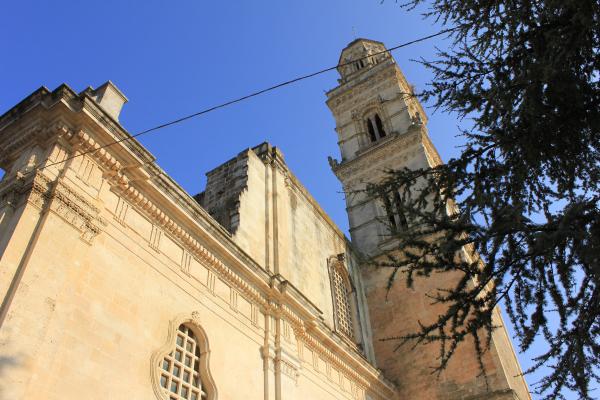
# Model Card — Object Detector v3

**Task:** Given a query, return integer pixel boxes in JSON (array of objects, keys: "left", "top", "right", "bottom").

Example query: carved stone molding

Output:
[
  {"left": 52, "top": 184, "right": 106, "bottom": 243},
  {"left": 0, "top": 169, "right": 105, "bottom": 244},
  {"left": 112, "top": 180, "right": 267, "bottom": 309},
  {"left": 65, "top": 128, "right": 129, "bottom": 188},
  {"left": 333, "top": 127, "right": 426, "bottom": 184},
  {"left": 27, "top": 173, "right": 106, "bottom": 243},
  {"left": 0, "top": 120, "right": 73, "bottom": 171},
  {"left": 278, "top": 305, "right": 394, "bottom": 400},
  {"left": 0, "top": 174, "right": 29, "bottom": 210}
]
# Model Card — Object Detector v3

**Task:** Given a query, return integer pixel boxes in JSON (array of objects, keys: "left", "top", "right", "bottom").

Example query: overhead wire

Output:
[{"left": 33, "top": 28, "right": 454, "bottom": 173}]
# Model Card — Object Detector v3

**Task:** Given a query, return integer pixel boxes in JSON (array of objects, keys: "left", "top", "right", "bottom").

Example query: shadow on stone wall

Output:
[{"left": 0, "top": 355, "right": 19, "bottom": 397}]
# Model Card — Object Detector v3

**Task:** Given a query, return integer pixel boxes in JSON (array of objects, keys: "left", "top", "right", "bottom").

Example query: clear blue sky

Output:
[{"left": 0, "top": 2, "right": 581, "bottom": 399}]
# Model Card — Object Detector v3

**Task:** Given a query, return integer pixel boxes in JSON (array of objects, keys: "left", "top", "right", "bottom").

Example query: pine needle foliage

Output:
[{"left": 372, "top": 1, "right": 600, "bottom": 398}]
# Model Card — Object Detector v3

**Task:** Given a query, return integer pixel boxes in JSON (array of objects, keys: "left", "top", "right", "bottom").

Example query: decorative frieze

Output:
[{"left": 19, "top": 172, "right": 107, "bottom": 244}]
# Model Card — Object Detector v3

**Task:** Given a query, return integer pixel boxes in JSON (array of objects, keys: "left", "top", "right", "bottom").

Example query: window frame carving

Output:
[
  {"left": 359, "top": 105, "right": 390, "bottom": 146},
  {"left": 327, "top": 254, "right": 356, "bottom": 341},
  {"left": 151, "top": 313, "right": 218, "bottom": 400}
]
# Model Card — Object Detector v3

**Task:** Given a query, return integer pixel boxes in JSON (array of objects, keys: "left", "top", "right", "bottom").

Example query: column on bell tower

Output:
[{"left": 325, "top": 39, "right": 531, "bottom": 400}]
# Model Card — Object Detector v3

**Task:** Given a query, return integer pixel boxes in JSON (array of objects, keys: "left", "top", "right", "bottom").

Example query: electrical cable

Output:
[{"left": 34, "top": 28, "right": 454, "bottom": 172}]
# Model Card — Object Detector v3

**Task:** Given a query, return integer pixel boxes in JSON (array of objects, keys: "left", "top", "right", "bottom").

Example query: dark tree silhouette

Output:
[{"left": 372, "top": 1, "right": 600, "bottom": 398}]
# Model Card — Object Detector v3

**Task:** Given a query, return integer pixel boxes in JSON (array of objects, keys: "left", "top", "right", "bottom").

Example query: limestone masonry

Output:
[{"left": 0, "top": 39, "right": 530, "bottom": 399}]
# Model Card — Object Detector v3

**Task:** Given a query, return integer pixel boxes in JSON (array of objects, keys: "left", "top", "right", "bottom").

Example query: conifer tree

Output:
[{"left": 373, "top": 1, "right": 600, "bottom": 398}]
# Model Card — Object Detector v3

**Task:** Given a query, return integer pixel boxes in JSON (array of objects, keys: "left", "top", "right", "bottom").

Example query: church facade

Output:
[{"left": 0, "top": 39, "right": 530, "bottom": 399}]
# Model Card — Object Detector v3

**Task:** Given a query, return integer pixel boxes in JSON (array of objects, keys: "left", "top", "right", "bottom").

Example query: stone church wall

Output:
[
  {"left": 198, "top": 142, "right": 376, "bottom": 358},
  {"left": 0, "top": 83, "right": 395, "bottom": 400}
]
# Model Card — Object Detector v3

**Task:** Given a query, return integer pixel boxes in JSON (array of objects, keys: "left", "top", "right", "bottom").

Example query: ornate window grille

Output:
[
  {"left": 159, "top": 325, "right": 207, "bottom": 400},
  {"left": 153, "top": 315, "right": 216, "bottom": 400},
  {"left": 328, "top": 255, "right": 355, "bottom": 340}
]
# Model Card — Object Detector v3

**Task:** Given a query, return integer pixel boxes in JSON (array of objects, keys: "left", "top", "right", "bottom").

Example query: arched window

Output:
[
  {"left": 365, "top": 113, "right": 387, "bottom": 143},
  {"left": 374, "top": 114, "right": 386, "bottom": 138},
  {"left": 153, "top": 316, "right": 216, "bottom": 400},
  {"left": 328, "top": 255, "right": 355, "bottom": 340}
]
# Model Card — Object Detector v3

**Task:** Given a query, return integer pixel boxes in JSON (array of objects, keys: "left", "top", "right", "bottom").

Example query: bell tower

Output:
[
  {"left": 326, "top": 39, "right": 531, "bottom": 400},
  {"left": 327, "top": 38, "right": 434, "bottom": 259}
]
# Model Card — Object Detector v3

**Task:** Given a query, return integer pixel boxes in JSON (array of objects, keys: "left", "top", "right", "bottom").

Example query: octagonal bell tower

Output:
[{"left": 326, "top": 39, "right": 531, "bottom": 400}]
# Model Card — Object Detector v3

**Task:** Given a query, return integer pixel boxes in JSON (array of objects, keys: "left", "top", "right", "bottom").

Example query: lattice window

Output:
[
  {"left": 329, "top": 256, "right": 355, "bottom": 340},
  {"left": 159, "top": 324, "right": 208, "bottom": 400}
]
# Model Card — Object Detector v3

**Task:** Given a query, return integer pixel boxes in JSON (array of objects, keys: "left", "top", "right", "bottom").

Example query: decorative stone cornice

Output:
[
  {"left": 1, "top": 170, "right": 106, "bottom": 244},
  {"left": 65, "top": 129, "right": 127, "bottom": 184},
  {"left": 0, "top": 120, "right": 73, "bottom": 170},
  {"left": 0, "top": 84, "right": 155, "bottom": 166},
  {"left": 332, "top": 125, "right": 425, "bottom": 185},
  {"left": 113, "top": 178, "right": 268, "bottom": 308},
  {"left": 277, "top": 303, "right": 395, "bottom": 400},
  {"left": 290, "top": 318, "right": 395, "bottom": 400}
]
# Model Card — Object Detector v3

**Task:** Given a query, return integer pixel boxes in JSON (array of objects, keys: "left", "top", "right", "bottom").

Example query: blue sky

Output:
[{"left": 1, "top": 1, "right": 582, "bottom": 399}]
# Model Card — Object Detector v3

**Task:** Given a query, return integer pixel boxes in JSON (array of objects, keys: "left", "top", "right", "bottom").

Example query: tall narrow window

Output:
[
  {"left": 328, "top": 255, "right": 355, "bottom": 340},
  {"left": 159, "top": 324, "right": 209, "bottom": 400},
  {"left": 382, "top": 193, "right": 397, "bottom": 230},
  {"left": 365, "top": 113, "right": 387, "bottom": 144},
  {"left": 393, "top": 191, "right": 409, "bottom": 230},
  {"left": 374, "top": 114, "right": 386, "bottom": 138},
  {"left": 367, "top": 119, "right": 377, "bottom": 142},
  {"left": 382, "top": 191, "right": 409, "bottom": 233}
]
